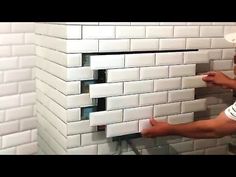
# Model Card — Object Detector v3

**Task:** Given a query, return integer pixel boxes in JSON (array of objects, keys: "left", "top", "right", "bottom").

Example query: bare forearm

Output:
[
  {"left": 226, "top": 79, "right": 236, "bottom": 90},
  {"left": 167, "top": 119, "right": 220, "bottom": 139}
]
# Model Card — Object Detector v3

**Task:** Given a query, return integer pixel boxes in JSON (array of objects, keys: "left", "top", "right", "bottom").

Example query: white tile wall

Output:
[{"left": 34, "top": 22, "right": 236, "bottom": 155}]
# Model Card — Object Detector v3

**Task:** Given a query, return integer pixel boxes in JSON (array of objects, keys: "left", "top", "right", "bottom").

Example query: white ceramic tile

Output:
[
  {"left": 90, "top": 110, "right": 123, "bottom": 126},
  {"left": 0, "top": 95, "right": 20, "bottom": 110},
  {"left": 107, "top": 68, "right": 139, "bottom": 82},
  {"left": 211, "top": 60, "right": 233, "bottom": 71},
  {"left": 89, "top": 83, "right": 123, "bottom": 98},
  {"left": 83, "top": 26, "right": 115, "bottom": 39},
  {"left": 99, "top": 39, "right": 130, "bottom": 52},
  {"left": 154, "top": 78, "right": 181, "bottom": 92},
  {"left": 174, "top": 26, "right": 199, "bottom": 37},
  {"left": 168, "top": 89, "right": 195, "bottom": 102},
  {"left": 116, "top": 26, "right": 145, "bottom": 38},
  {"left": 205, "top": 145, "right": 228, "bottom": 155},
  {"left": 90, "top": 54, "right": 124, "bottom": 70},
  {"left": 211, "top": 38, "right": 234, "bottom": 48},
  {"left": 131, "top": 39, "right": 159, "bottom": 51},
  {"left": 67, "top": 134, "right": 81, "bottom": 149},
  {"left": 186, "top": 38, "right": 211, "bottom": 49},
  {"left": 222, "top": 49, "right": 235, "bottom": 60},
  {"left": 4, "top": 69, "right": 32, "bottom": 83},
  {"left": 194, "top": 139, "right": 217, "bottom": 150},
  {"left": 124, "top": 106, "right": 153, "bottom": 121},
  {"left": 156, "top": 52, "right": 183, "bottom": 66},
  {"left": 146, "top": 26, "right": 173, "bottom": 38},
  {"left": 169, "top": 64, "right": 196, "bottom": 77},
  {"left": 124, "top": 80, "right": 153, "bottom": 95},
  {"left": 125, "top": 53, "right": 155, "bottom": 67},
  {"left": 106, "top": 95, "right": 139, "bottom": 110},
  {"left": 67, "top": 40, "right": 99, "bottom": 53},
  {"left": 67, "top": 145, "right": 97, "bottom": 155},
  {"left": 140, "top": 66, "right": 168, "bottom": 80},
  {"left": 106, "top": 121, "right": 139, "bottom": 138},
  {"left": 182, "top": 75, "right": 207, "bottom": 89},
  {"left": 0, "top": 120, "right": 19, "bottom": 136},
  {"left": 169, "top": 141, "right": 194, "bottom": 154},
  {"left": 0, "top": 83, "right": 18, "bottom": 97},
  {"left": 168, "top": 113, "right": 194, "bottom": 125},
  {"left": 159, "top": 39, "right": 186, "bottom": 50},
  {"left": 184, "top": 51, "right": 209, "bottom": 64},
  {"left": 0, "top": 57, "right": 18, "bottom": 70},
  {"left": 140, "top": 91, "right": 168, "bottom": 106},
  {"left": 181, "top": 99, "right": 207, "bottom": 113},
  {"left": 200, "top": 26, "right": 224, "bottom": 37},
  {"left": 154, "top": 102, "right": 181, "bottom": 117},
  {"left": 68, "top": 120, "right": 96, "bottom": 135}
]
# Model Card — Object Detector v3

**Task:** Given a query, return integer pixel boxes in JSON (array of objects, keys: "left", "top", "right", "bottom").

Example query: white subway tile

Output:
[
  {"left": 107, "top": 68, "right": 139, "bottom": 82},
  {"left": 20, "top": 92, "right": 36, "bottom": 106},
  {"left": 2, "top": 130, "right": 31, "bottom": 148},
  {"left": 100, "top": 22, "right": 131, "bottom": 25},
  {"left": 146, "top": 26, "right": 173, "bottom": 38},
  {"left": 140, "top": 66, "right": 168, "bottom": 80},
  {"left": 187, "top": 22, "right": 212, "bottom": 25},
  {"left": 0, "top": 120, "right": 19, "bottom": 136},
  {"left": 0, "top": 147, "right": 16, "bottom": 155},
  {"left": 160, "top": 22, "right": 187, "bottom": 25},
  {"left": 99, "top": 39, "right": 130, "bottom": 52},
  {"left": 0, "top": 72, "right": 2, "bottom": 83},
  {"left": 89, "top": 83, "right": 123, "bottom": 98},
  {"left": 124, "top": 80, "right": 153, "bottom": 95},
  {"left": 184, "top": 51, "right": 209, "bottom": 64},
  {"left": 200, "top": 26, "right": 224, "bottom": 37},
  {"left": 169, "top": 141, "right": 194, "bottom": 154},
  {"left": 0, "top": 57, "right": 18, "bottom": 70},
  {"left": 67, "top": 40, "right": 98, "bottom": 53},
  {"left": 98, "top": 142, "right": 119, "bottom": 155},
  {"left": 106, "top": 121, "right": 139, "bottom": 138},
  {"left": 174, "top": 26, "right": 199, "bottom": 37},
  {"left": 20, "top": 117, "right": 37, "bottom": 131},
  {"left": 131, "top": 39, "right": 159, "bottom": 51},
  {"left": 168, "top": 89, "right": 195, "bottom": 102},
  {"left": 81, "top": 131, "right": 109, "bottom": 146},
  {"left": 0, "top": 34, "right": 24, "bottom": 45},
  {"left": 159, "top": 39, "right": 185, "bottom": 50},
  {"left": 182, "top": 75, "right": 207, "bottom": 89},
  {"left": 5, "top": 105, "right": 33, "bottom": 121},
  {"left": 154, "top": 78, "right": 181, "bottom": 92},
  {"left": 224, "top": 26, "right": 236, "bottom": 34},
  {"left": 67, "top": 145, "right": 97, "bottom": 155},
  {"left": 67, "top": 94, "right": 93, "bottom": 108},
  {"left": 211, "top": 60, "right": 233, "bottom": 71},
  {"left": 68, "top": 120, "right": 96, "bottom": 135},
  {"left": 4, "top": 69, "right": 32, "bottom": 82},
  {"left": 67, "top": 135, "right": 81, "bottom": 149},
  {"left": 18, "top": 80, "right": 35, "bottom": 93},
  {"left": 106, "top": 95, "right": 139, "bottom": 110},
  {"left": 211, "top": 38, "right": 234, "bottom": 48},
  {"left": 19, "top": 56, "right": 36, "bottom": 68},
  {"left": 124, "top": 106, "right": 153, "bottom": 122},
  {"left": 168, "top": 113, "right": 194, "bottom": 125},
  {"left": 222, "top": 49, "right": 235, "bottom": 60},
  {"left": 11, "top": 23, "right": 35, "bottom": 33},
  {"left": 125, "top": 53, "right": 155, "bottom": 67},
  {"left": 90, "top": 110, "right": 122, "bottom": 126},
  {"left": 207, "top": 49, "right": 222, "bottom": 60},
  {"left": 194, "top": 139, "right": 217, "bottom": 150},
  {"left": 16, "top": 142, "right": 38, "bottom": 155},
  {"left": 0, "top": 46, "right": 11, "bottom": 57},
  {"left": 48, "top": 24, "right": 81, "bottom": 39},
  {"left": 116, "top": 26, "right": 145, "bottom": 38},
  {"left": 182, "top": 99, "right": 207, "bottom": 113},
  {"left": 205, "top": 145, "right": 228, "bottom": 155},
  {"left": 154, "top": 102, "right": 181, "bottom": 117},
  {"left": 0, "top": 83, "right": 18, "bottom": 97},
  {"left": 31, "top": 129, "right": 37, "bottom": 142},
  {"left": 12, "top": 44, "right": 35, "bottom": 56},
  {"left": 169, "top": 64, "right": 196, "bottom": 77},
  {"left": 156, "top": 52, "right": 183, "bottom": 65},
  {"left": 83, "top": 26, "right": 115, "bottom": 39},
  {"left": 0, "top": 111, "right": 4, "bottom": 122},
  {"left": 0, "top": 23, "right": 11, "bottom": 33},
  {"left": 0, "top": 95, "right": 20, "bottom": 110},
  {"left": 24, "top": 33, "right": 35, "bottom": 44},
  {"left": 90, "top": 54, "right": 124, "bottom": 70},
  {"left": 140, "top": 91, "right": 168, "bottom": 106},
  {"left": 186, "top": 38, "right": 211, "bottom": 49}
]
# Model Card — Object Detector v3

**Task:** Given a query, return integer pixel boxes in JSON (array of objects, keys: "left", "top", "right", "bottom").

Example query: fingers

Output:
[
  {"left": 149, "top": 118, "right": 158, "bottom": 126},
  {"left": 205, "top": 71, "right": 216, "bottom": 76},
  {"left": 202, "top": 75, "right": 215, "bottom": 82}
]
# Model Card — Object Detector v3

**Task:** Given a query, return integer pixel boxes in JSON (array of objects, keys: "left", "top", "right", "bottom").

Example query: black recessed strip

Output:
[
  {"left": 112, "top": 133, "right": 142, "bottom": 141},
  {"left": 83, "top": 49, "right": 198, "bottom": 56}
]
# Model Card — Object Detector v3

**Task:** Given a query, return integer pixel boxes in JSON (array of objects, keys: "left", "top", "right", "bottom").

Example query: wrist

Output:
[{"left": 226, "top": 79, "right": 236, "bottom": 89}]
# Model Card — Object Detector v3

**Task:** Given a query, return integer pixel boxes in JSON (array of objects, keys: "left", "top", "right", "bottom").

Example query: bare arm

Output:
[{"left": 141, "top": 112, "right": 236, "bottom": 139}]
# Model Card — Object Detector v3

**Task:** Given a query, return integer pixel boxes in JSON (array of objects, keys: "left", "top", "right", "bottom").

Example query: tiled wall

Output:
[
  {"left": 0, "top": 23, "right": 37, "bottom": 154},
  {"left": 35, "top": 22, "right": 236, "bottom": 155}
]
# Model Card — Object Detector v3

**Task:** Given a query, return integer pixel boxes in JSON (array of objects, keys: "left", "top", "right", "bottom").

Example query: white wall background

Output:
[{"left": 0, "top": 23, "right": 37, "bottom": 154}]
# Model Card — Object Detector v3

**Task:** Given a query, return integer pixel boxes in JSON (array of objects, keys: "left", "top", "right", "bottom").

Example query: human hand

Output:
[
  {"left": 202, "top": 71, "right": 233, "bottom": 89},
  {"left": 141, "top": 118, "right": 171, "bottom": 138}
]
